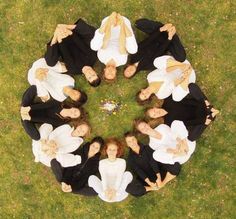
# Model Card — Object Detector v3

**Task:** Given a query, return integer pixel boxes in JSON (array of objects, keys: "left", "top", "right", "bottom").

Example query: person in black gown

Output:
[
  {"left": 124, "top": 133, "right": 181, "bottom": 197},
  {"left": 124, "top": 19, "right": 186, "bottom": 78},
  {"left": 44, "top": 19, "right": 101, "bottom": 87},
  {"left": 145, "top": 83, "right": 219, "bottom": 141},
  {"left": 50, "top": 137, "right": 104, "bottom": 196},
  {"left": 20, "top": 85, "right": 83, "bottom": 140}
]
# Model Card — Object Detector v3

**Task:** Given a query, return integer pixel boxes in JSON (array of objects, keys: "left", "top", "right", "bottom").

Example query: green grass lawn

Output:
[{"left": 0, "top": 0, "right": 235, "bottom": 218}]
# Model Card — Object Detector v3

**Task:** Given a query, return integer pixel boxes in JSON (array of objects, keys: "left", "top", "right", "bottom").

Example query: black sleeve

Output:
[
  {"left": 30, "top": 99, "right": 60, "bottom": 111},
  {"left": 44, "top": 41, "right": 60, "bottom": 67},
  {"left": 21, "top": 120, "right": 40, "bottom": 140},
  {"left": 189, "top": 83, "right": 208, "bottom": 101},
  {"left": 72, "top": 142, "right": 89, "bottom": 155},
  {"left": 127, "top": 154, "right": 148, "bottom": 181},
  {"left": 135, "top": 18, "right": 164, "bottom": 34},
  {"left": 187, "top": 124, "right": 207, "bottom": 141},
  {"left": 74, "top": 18, "right": 96, "bottom": 40},
  {"left": 168, "top": 34, "right": 186, "bottom": 62},
  {"left": 145, "top": 146, "right": 160, "bottom": 174},
  {"left": 21, "top": 85, "right": 37, "bottom": 106}
]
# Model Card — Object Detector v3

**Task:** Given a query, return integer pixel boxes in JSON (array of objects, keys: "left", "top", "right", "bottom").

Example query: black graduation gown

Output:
[
  {"left": 21, "top": 85, "right": 67, "bottom": 140},
  {"left": 44, "top": 18, "right": 97, "bottom": 74},
  {"left": 51, "top": 143, "right": 100, "bottom": 196},
  {"left": 162, "top": 83, "right": 213, "bottom": 141},
  {"left": 129, "top": 18, "right": 186, "bottom": 73}
]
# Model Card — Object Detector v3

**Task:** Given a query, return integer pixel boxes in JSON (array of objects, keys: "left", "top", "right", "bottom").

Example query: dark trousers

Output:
[
  {"left": 127, "top": 162, "right": 181, "bottom": 197},
  {"left": 51, "top": 159, "right": 97, "bottom": 196}
]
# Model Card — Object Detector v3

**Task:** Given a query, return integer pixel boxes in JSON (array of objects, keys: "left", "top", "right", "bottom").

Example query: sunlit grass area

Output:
[{"left": 0, "top": 0, "right": 235, "bottom": 218}]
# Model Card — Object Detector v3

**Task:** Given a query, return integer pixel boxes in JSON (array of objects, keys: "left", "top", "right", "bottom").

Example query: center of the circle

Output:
[{"left": 100, "top": 99, "right": 123, "bottom": 115}]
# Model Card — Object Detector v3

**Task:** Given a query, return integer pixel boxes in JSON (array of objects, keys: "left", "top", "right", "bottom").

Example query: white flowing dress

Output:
[
  {"left": 90, "top": 16, "right": 138, "bottom": 67},
  {"left": 149, "top": 120, "right": 196, "bottom": 165},
  {"left": 147, "top": 55, "right": 196, "bottom": 101},
  {"left": 32, "top": 123, "right": 83, "bottom": 167},
  {"left": 88, "top": 158, "right": 133, "bottom": 202},
  {"left": 28, "top": 58, "right": 75, "bottom": 102}
]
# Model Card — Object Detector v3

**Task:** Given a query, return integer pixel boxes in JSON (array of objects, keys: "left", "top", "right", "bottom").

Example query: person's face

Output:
[
  {"left": 69, "top": 90, "right": 81, "bottom": 101},
  {"left": 125, "top": 136, "right": 138, "bottom": 150},
  {"left": 104, "top": 66, "right": 117, "bottom": 81},
  {"left": 147, "top": 108, "right": 168, "bottom": 118},
  {"left": 139, "top": 87, "right": 152, "bottom": 101},
  {"left": 68, "top": 108, "right": 81, "bottom": 118},
  {"left": 84, "top": 70, "right": 99, "bottom": 83},
  {"left": 106, "top": 143, "right": 118, "bottom": 159},
  {"left": 137, "top": 122, "right": 151, "bottom": 134},
  {"left": 89, "top": 142, "right": 101, "bottom": 157},
  {"left": 72, "top": 124, "right": 89, "bottom": 137}
]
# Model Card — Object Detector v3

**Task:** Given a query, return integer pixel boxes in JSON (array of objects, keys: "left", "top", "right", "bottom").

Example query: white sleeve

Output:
[
  {"left": 172, "top": 85, "right": 189, "bottom": 102},
  {"left": 114, "top": 159, "right": 126, "bottom": 190},
  {"left": 32, "top": 141, "right": 52, "bottom": 167},
  {"left": 171, "top": 120, "right": 188, "bottom": 139},
  {"left": 35, "top": 80, "right": 50, "bottom": 98},
  {"left": 56, "top": 154, "right": 81, "bottom": 167},
  {"left": 124, "top": 18, "right": 138, "bottom": 54},
  {"left": 99, "top": 160, "right": 108, "bottom": 190},
  {"left": 153, "top": 55, "right": 173, "bottom": 69},
  {"left": 57, "top": 137, "right": 83, "bottom": 154},
  {"left": 153, "top": 146, "right": 175, "bottom": 164},
  {"left": 90, "top": 29, "right": 105, "bottom": 51},
  {"left": 47, "top": 61, "right": 66, "bottom": 73},
  {"left": 49, "top": 125, "right": 72, "bottom": 139},
  {"left": 39, "top": 123, "right": 53, "bottom": 139}
]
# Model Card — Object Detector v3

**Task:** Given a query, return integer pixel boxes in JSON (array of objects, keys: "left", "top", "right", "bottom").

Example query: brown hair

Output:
[
  {"left": 103, "top": 138, "right": 124, "bottom": 158},
  {"left": 133, "top": 119, "right": 148, "bottom": 133},
  {"left": 136, "top": 90, "right": 154, "bottom": 105},
  {"left": 71, "top": 120, "right": 91, "bottom": 138}
]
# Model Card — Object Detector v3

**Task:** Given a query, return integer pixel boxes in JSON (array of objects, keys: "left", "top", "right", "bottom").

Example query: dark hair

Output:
[
  {"left": 133, "top": 119, "right": 147, "bottom": 133},
  {"left": 124, "top": 131, "right": 136, "bottom": 138},
  {"left": 136, "top": 90, "right": 153, "bottom": 105},
  {"left": 76, "top": 90, "right": 87, "bottom": 107},
  {"left": 103, "top": 138, "right": 124, "bottom": 158},
  {"left": 89, "top": 77, "right": 101, "bottom": 87},
  {"left": 91, "top": 136, "right": 105, "bottom": 149}
]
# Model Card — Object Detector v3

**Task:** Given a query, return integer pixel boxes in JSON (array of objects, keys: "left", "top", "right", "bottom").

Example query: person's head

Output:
[
  {"left": 103, "top": 65, "right": 117, "bottom": 82},
  {"left": 71, "top": 121, "right": 91, "bottom": 138},
  {"left": 134, "top": 119, "right": 151, "bottom": 134},
  {"left": 124, "top": 132, "right": 139, "bottom": 149},
  {"left": 63, "top": 107, "right": 81, "bottom": 119},
  {"left": 146, "top": 107, "right": 168, "bottom": 119},
  {"left": 83, "top": 67, "right": 101, "bottom": 87},
  {"left": 67, "top": 89, "right": 81, "bottom": 102},
  {"left": 136, "top": 87, "right": 154, "bottom": 105},
  {"left": 104, "top": 138, "right": 123, "bottom": 160},
  {"left": 89, "top": 136, "right": 105, "bottom": 157}
]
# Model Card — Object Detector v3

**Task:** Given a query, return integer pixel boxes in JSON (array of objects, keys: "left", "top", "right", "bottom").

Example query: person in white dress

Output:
[
  {"left": 136, "top": 55, "right": 196, "bottom": 104},
  {"left": 135, "top": 119, "right": 196, "bottom": 164},
  {"left": 90, "top": 12, "right": 138, "bottom": 82},
  {"left": 88, "top": 138, "right": 133, "bottom": 202},
  {"left": 28, "top": 58, "right": 87, "bottom": 104},
  {"left": 32, "top": 122, "right": 90, "bottom": 167}
]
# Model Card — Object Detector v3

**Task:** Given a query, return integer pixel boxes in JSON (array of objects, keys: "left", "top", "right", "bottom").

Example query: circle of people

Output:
[{"left": 20, "top": 12, "right": 219, "bottom": 202}]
